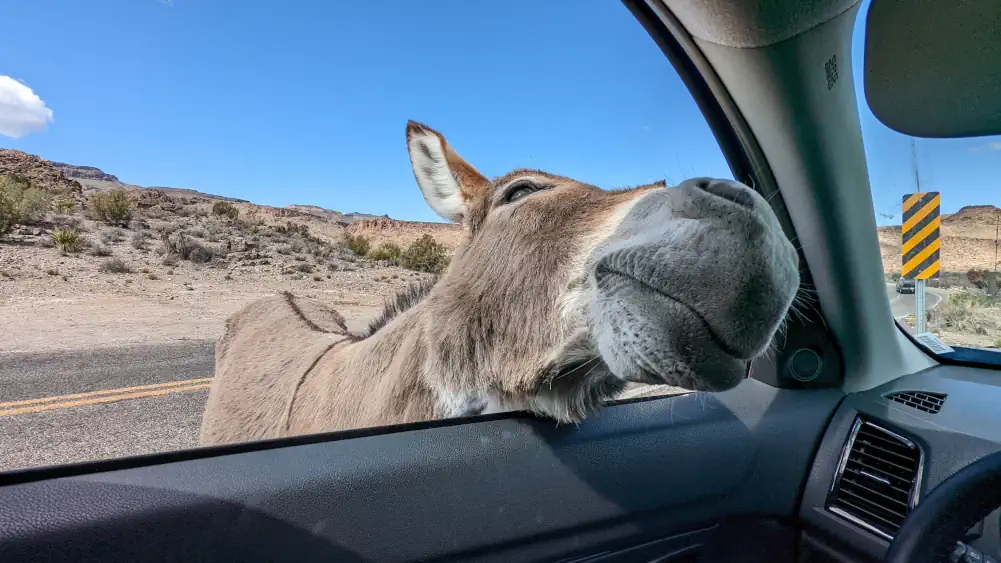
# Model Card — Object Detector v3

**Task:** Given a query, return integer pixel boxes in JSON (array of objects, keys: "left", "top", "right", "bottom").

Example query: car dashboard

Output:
[{"left": 800, "top": 364, "right": 1001, "bottom": 562}]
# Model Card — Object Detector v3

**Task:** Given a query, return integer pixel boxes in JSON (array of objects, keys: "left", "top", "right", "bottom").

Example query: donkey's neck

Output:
[
  {"left": 335, "top": 299, "right": 497, "bottom": 422},
  {"left": 308, "top": 301, "right": 454, "bottom": 424}
]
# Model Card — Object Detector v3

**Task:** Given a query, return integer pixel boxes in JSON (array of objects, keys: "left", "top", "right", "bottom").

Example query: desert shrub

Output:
[
  {"left": 967, "top": 269, "right": 989, "bottom": 290},
  {"left": 188, "top": 244, "right": 215, "bottom": 263},
  {"left": 368, "top": 242, "right": 402, "bottom": 263},
  {"left": 101, "top": 228, "right": 125, "bottom": 244},
  {"left": 144, "top": 206, "right": 166, "bottom": 219},
  {"left": 88, "top": 243, "right": 113, "bottom": 257},
  {"left": 130, "top": 230, "right": 151, "bottom": 250},
  {"left": 164, "top": 232, "right": 193, "bottom": 257},
  {"left": 99, "top": 258, "right": 132, "bottom": 274},
  {"left": 212, "top": 201, "right": 240, "bottom": 220},
  {"left": 277, "top": 221, "right": 310, "bottom": 238},
  {"left": 154, "top": 221, "right": 181, "bottom": 240},
  {"left": 935, "top": 291, "right": 1001, "bottom": 336},
  {"left": 89, "top": 189, "right": 134, "bottom": 227},
  {"left": 52, "top": 214, "right": 83, "bottom": 229},
  {"left": 163, "top": 231, "right": 218, "bottom": 263},
  {"left": 343, "top": 233, "right": 370, "bottom": 256},
  {"left": 54, "top": 198, "right": 75, "bottom": 213},
  {"left": 400, "top": 234, "right": 450, "bottom": 274},
  {"left": 51, "top": 228, "right": 84, "bottom": 253},
  {"left": 0, "top": 175, "right": 50, "bottom": 235},
  {"left": 290, "top": 239, "right": 308, "bottom": 254}
]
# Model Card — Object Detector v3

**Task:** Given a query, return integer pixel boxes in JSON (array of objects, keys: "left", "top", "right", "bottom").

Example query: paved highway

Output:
[
  {"left": 0, "top": 342, "right": 216, "bottom": 472},
  {"left": 0, "top": 287, "right": 942, "bottom": 473},
  {"left": 886, "top": 282, "right": 944, "bottom": 321}
]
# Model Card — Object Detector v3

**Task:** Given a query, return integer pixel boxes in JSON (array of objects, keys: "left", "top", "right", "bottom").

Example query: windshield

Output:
[{"left": 853, "top": 0, "right": 1001, "bottom": 358}]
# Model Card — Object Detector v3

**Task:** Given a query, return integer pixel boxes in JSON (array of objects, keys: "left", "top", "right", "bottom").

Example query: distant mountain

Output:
[
  {"left": 48, "top": 159, "right": 250, "bottom": 203},
  {"left": 878, "top": 204, "right": 1001, "bottom": 273},
  {"left": 286, "top": 204, "right": 387, "bottom": 224},
  {"left": 49, "top": 162, "right": 121, "bottom": 184}
]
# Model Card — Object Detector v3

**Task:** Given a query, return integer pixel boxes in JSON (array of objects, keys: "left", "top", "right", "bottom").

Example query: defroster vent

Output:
[
  {"left": 886, "top": 391, "right": 946, "bottom": 414},
  {"left": 827, "top": 419, "right": 923, "bottom": 540}
]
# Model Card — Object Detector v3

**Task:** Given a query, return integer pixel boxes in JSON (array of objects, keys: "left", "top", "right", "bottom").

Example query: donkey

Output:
[{"left": 198, "top": 120, "right": 799, "bottom": 446}]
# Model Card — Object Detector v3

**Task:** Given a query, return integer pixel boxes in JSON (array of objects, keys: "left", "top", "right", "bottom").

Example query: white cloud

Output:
[
  {"left": 971, "top": 141, "right": 1001, "bottom": 153},
  {"left": 0, "top": 75, "right": 53, "bottom": 139}
]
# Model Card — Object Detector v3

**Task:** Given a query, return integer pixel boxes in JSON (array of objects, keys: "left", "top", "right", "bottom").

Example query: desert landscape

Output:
[
  {"left": 877, "top": 203, "right": 1001, "bottom": 350},
  {"left": 0, "top": 148, "right": 462, "bottom": 354},
  {"left": 3, "top": 146, "right": 1001, "bottom": 354},
  {"left": 1, "top": 147, "right": 1000, "bottom": 471}
]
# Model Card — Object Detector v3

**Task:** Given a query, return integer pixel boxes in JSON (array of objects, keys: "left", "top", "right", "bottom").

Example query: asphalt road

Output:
[
  {"left": 0, "top": 288, "right": 941, "bottom": 474},
  {"left": 886, "top": 282, "right": 945, "bottom": 321},
  {"left": 0, "top": 342, "right": 216, "bottom": 472}
]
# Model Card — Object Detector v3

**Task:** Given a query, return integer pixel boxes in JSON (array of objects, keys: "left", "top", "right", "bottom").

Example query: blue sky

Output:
[{"left": 1, "top": 0, "right": 997, "bottom": 225}]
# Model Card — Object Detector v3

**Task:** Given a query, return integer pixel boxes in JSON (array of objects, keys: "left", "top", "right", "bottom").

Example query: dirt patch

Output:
[{"left": 1, "top": 215, "right": 436, "bottom": 353}]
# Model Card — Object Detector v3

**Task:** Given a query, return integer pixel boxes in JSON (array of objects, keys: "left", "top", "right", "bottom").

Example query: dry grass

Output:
[
  {"left": 923, "top": 290, "right": 1001, "bottom": 349},
  {"left": 99, "top": 258, "right": 132, "bottom": 274}
]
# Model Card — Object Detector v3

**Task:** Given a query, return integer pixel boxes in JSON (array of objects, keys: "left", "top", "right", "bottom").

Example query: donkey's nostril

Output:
[{"left": 695, "top": 179, "right": 755, "bottom": 209}]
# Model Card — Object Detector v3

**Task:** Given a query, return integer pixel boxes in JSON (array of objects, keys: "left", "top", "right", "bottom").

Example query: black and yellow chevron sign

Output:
[{"left": 901, "top": 191, "right": 941, "bottom": 279}]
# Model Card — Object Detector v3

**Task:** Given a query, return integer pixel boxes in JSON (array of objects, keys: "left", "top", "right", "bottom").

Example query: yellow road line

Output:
[
  {"left": 0, "top": 383, "right": 213, "bottom": 417},
  {"left": 0, "top": 380, "right": 211, "bottom": 416},
  {"left": 0, "top": 377, "right": 213, "bottom": 409}
]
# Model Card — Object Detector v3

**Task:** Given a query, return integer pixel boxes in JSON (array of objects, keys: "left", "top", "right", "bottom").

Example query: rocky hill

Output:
[
  {"left": 878, "top": 205, "right": 1001, "bottom": 273},
  {"left": 0, "top": 150, "right": 85, "bottom": 202},
  {"left": 346, "top": 217, "right": 462, "bottom": 250},
  {"left": 50, "top": 162, "right": 121, "bottom": 183},
  {"left": 1, "top": 148, "right": 459, "bottom": 251}
]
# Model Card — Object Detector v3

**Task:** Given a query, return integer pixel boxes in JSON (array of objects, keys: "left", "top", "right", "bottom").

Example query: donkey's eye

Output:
[{"left": 503, "top": 181, "right": 539, "bottom": 204}]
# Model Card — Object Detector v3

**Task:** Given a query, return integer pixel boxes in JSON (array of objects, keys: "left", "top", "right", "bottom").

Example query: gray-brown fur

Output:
[
  {"left": 199, "top": 120, "right": 799, "bottom": 446},
  {"left": 363, "top": 276, "right": 439, "bottom": 337}
]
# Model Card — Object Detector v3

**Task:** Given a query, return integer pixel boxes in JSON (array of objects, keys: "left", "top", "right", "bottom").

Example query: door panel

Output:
[{"left": 0, "top": 380, "right": 842, "bottom": 562}]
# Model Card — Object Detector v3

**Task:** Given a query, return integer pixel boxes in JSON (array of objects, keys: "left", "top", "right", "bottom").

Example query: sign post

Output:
[
  {"left": 915, "top": 279, "right": 926, "bottom": 332},
  {"left": 901, "top": 192, "right": 941, "bottom": 334}
]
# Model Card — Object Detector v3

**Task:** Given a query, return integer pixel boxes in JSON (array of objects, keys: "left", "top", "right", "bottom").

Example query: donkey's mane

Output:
[{"left": 363, "top": 275, "right": 440, "bottom": 337}]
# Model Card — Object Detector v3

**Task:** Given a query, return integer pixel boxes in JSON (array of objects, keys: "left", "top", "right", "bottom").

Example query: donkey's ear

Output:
[{"left": 406, "top": 120, "right": 489, "bottom": 223}]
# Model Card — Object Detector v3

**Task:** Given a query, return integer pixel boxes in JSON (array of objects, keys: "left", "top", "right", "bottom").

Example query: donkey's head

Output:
[{"left": 405, "top": 121, "right": 799, "bottom": 422}]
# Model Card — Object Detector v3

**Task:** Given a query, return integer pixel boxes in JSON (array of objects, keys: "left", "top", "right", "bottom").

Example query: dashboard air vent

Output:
[
  {"left": 827, "top": 419, "right": 923, "bottom": 540},
  {"left": 886, "top": 391, "right": 946, "bottom": 414}
]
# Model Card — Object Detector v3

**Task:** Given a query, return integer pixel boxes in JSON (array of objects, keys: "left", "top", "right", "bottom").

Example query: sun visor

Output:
[{"left": 863, "top": 0, "right": 1001, "bottom": 138}]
